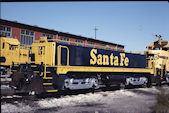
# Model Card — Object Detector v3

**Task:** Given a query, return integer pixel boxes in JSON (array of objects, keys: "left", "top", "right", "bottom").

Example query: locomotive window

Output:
[
  {"left": 162, "top": 47, "right": 169, "bottom": 51},
  {"left": 2, "top": 43, "right": 5, "bottom": 49},
  {"left": 9, "top": 44, "right": 11, "bottom": 50},
  {"left": 9, "top": 45, "right": 17, "bottom": 50},
  {"left": 155, "top": 47, "right": 160, "bottom": 50},
  {"left": 148, "top": 47, "right": 152, "bottom": 50},
  {"left": 38, "top": 46, "right": 45, "bottom": 55}
]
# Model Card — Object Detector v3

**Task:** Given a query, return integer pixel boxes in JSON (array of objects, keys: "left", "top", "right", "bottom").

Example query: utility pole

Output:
[{"left": 94, "top": 26, "right": 98, "bottom": 39}]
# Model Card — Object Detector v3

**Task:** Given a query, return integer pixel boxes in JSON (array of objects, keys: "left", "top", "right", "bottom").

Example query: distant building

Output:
[{"left": 0, "top": 19, "right": 124, "bottom": 51}]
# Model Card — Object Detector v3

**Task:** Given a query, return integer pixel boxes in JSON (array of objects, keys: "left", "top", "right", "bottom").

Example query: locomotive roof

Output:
[
  {"left": 0, "top": 37, "right": 20, "bottom": 45},
  {"left": 146, "top": 39, "right": 169, "bottom": 50},
  {"left": 0, "top": 19, "right": 124, "bottom": 48}
]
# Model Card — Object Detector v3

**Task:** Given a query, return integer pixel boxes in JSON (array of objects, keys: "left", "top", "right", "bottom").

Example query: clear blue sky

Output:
[{"left": 1, "top": 1, "right": 169, "bottom": 52}]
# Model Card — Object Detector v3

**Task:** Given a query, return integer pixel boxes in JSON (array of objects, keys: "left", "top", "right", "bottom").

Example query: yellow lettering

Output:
[
  {"left": 124, "top": 57, "right": 129, "bottom": 66},
  {"left": 103, "top": 55, "right": 109, "bottom": 65},
  {"left": 90, "top": 49, "right": 97, "bottom": 65},
  {"left": 114, "top": 56, "right": 119, "bottom": 66},
  {"left": 110, "top": 53, "right": 114, "bottom": 65},
  {"left": 120, "top": 53, "right": 125, "bottom": 66},
  {"left": 97, "top": 54, "right": 102, "bottom": 65},
  {"left": 90, "top": 49, "right": 129, "bottom": 66}
]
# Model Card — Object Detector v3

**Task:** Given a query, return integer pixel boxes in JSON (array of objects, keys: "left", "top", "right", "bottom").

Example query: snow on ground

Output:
[
  {"left": 1, "top": 86, "right": 169, "bottom": 113},
  {"left": 37, "top": 89, "right": 138, "bottom": 108},
  {"left": 1, "top": 101, "right": 33, "bottom": 113}
]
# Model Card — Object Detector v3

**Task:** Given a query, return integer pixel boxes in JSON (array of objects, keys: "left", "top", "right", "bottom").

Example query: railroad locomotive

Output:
[
  {"left": 0, "top": 37, "right": 29, "bottom": 75},
  {"left": 0, "top": 36, "right": 169, "bottom": 95},
  {"left": 145, "top": 35, "right": 169, "bottom": 85}
]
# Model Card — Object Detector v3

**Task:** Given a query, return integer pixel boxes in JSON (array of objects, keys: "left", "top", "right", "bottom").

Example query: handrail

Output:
[{"left": 57, "top": 45, "right": 69, "bottom": 66}]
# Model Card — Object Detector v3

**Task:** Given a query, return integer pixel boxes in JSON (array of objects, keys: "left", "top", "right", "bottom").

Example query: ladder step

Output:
[
  {"left": 34, "top": 71, "right": 40, "bottom": 73},
  {"left": 47, "top": 90, "right": 58, "bottom": 93},
  {"left": 43, "top": 85, "right": 56, "bottom": 92},
  {"left": 43, "top": 77, "right": 53, "bottom": 79},
  {"left": 152, "top": 83, "right": 157, "bottom": 85},
  {"left": 43, "top": 83, "right": 53, "bottom": 85}
]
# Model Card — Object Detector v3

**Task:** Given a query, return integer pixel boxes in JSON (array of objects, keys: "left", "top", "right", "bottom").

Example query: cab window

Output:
[{"left": 2, "top": 43, "right": 5, "bottom": 49}]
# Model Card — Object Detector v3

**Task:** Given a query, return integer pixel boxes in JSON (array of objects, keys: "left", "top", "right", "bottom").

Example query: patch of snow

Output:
[
  {"left": 37, "top": 93, "right": 104, "bottom": 108},
  {"left": 1, "top": 102, "right": 32, "bottom": 113},
  {"left": 37, "top": 89, "right": 138, "bottom": 109}
]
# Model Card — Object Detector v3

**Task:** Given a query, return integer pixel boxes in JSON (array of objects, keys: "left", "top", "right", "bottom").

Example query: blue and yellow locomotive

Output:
[
  {"left": 1, "top": 36, "right": 168, "bottom": 95},
  {"left": 9, "top": 37, "right": 151, "bottom": 95}
]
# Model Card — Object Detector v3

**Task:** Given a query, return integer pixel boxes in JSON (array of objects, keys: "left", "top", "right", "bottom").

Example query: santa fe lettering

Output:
[{"left": 90, "top": 49, "right": 129, "bottom": 66}]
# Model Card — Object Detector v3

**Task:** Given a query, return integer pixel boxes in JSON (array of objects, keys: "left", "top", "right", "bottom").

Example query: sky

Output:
[{"left": 1, "top": 1, "right": 169, "bottom": 52}]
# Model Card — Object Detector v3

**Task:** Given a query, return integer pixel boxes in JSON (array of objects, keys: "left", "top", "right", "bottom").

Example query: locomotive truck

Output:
[{"left": 0, "top": 35, "right": 169, "bottom": 95}]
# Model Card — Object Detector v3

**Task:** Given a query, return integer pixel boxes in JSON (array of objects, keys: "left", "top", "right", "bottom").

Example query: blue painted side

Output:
[{"left": 55, "top": 43, "right": 146, "bottom": 68}]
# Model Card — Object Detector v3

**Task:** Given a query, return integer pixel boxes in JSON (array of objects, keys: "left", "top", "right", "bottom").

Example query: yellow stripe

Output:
[
  {"left": 31, "top": 65, "right": 37, "bottom": 67},
  {"left": 56, "top": 66, "right": 154, "bottom": 75},
  {"left": 43, "top": 83, "right": 53, "bottom": 85},
  {"left": 47, "top": 90, "right": 58, "bottom": 92}
]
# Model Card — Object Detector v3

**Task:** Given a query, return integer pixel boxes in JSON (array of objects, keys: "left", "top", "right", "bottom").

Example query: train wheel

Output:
[{"left": 28, "top": 74, "right": 44, "bottom": 95}]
